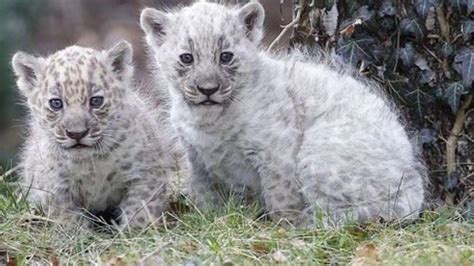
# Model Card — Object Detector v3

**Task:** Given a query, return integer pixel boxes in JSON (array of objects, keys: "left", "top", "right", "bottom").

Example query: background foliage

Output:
[
  {"left": 0, "top": 0, "right": 43, "bottom": 166},
  {"left": 291, "top": 0, "right": 473, "bottom": 213}
]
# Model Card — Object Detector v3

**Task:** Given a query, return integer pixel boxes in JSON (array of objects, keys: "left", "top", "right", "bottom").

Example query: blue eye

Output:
[
  {"left": 49, "top": 98, "right": 63, "bottom": 111},
  {"left": 90, "top": 96, "right": 104, "bottom": 108},
  {"left": 220, "top": 52, "right": 234, "bottom": 64},
  {"left": 179, "top": 53, "right": 194, "bottom": 64}
]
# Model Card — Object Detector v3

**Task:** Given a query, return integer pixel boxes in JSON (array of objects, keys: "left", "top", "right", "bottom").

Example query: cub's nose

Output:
[
  {"left": 197, "top": 85, "right": 219, "bottom": 96},
  {"left": 66, "top": 129, "right": 89, "bottom": 141}
]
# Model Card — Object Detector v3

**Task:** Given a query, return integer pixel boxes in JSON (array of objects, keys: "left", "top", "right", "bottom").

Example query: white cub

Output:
[
  {"left": 141, "top": 2, "right": 426, "bottom": 226},
  {"left": 12, "top": 41, "right": 174, "bottom": 229}
]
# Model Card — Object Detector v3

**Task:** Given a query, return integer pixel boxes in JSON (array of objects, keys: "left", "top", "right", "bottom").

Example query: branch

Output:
[
  {"left": 268, "top": 0, "right": 303, "bottom": 51},
  {"left": 446, "top": 95, "right": 472, "bottom": 174},
  {"left": 435, "top": 6, "right": 449, "bottom": 39}
]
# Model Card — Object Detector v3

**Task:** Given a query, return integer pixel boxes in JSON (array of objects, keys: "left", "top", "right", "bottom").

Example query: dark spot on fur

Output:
[
  {"left": 121, "top": 163, "right": 132, "bottom": 171},
  {"left": 106, "top": 171, "right": 117, "bottom": 182}
]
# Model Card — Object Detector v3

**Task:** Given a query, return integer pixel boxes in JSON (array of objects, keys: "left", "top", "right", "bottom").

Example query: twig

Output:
[
  {"left": 446, "top": 95, "right": 472, "bottom": 174},
  {"left": 436, "top": 6, "right": 449, "bottom": 39},
  {"left": 268, "top": 0, "right": 303, "bottom": 51},
  {"left": 424, "top": 45, "right": 443, "bottom": 64},
  {"left": 392, "top": 29, "right": 401, "bottom": 73},
  {"left": 0, "top": 165, "right": 21, "bottom": 181}
]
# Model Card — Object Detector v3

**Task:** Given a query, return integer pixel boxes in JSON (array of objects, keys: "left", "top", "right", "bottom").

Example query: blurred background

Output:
[{"left": 0, "top": 0, "right": 292, "bottom": 168}]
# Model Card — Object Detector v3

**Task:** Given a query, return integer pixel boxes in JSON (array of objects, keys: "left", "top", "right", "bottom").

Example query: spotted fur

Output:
[
  {"left": 141, "top": 1, "right": 426, "bottom": 227},
  {"left": 12, "top": 42, "right": 175, "bottom": 229}
]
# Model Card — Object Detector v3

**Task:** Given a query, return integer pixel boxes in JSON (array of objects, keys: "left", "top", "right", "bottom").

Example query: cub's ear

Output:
[
  {"left": 140, "top": 8, "right": 170, "bottom": 47},
  {"left": 11, "top": 52, "right": 44, "bottom": 97},
  {"left": 106, "top": 40, "right": 133, "bottom": 80},
  {"left": 238, "top": 2, "right": 265, "bottom": 43}
]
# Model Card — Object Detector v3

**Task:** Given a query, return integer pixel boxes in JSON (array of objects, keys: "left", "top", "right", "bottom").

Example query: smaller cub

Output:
[{"left": 12, "top": 41, "right": 174, "bottom": 229}]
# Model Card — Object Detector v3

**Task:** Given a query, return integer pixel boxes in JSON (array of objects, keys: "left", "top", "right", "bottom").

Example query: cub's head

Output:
[
  {"left": 140, "top": 1, "right": 264, "bottom": 110},
  {"left": 12, "top": 41, "right": 133, "bottom": 155}
]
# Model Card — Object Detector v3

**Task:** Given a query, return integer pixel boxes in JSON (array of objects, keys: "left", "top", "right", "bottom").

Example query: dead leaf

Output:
[
  {"left": 271, "top": 251, "right": 288, "bottom": 263},
  {"left": 6, "top": 253, "right": 16, "bottom": 266},
  {"left": 182, "top": 241, "right": 199, "bottom": 253},
  {"left": 350, "top": 243, "right": 381, "bottom": 266},
  {"left": 251, "top": 242, "right": 271, "bottom": 255},
  {"left": 275, "top": 227, "right": 287, "bottom": 237},
  {"left": 340, "top": 18, "right": 362, "bottom": 37},
  {"left": 139, "top": 254, "right": 164, "bottom": 266},
  {"left": 290, "top": 239, "right": 307, "bottom": 248},
  {"left": 104, "top": 255, "right": 126, "bottom": 266},
  {"left": 50, "top": 255, "right": 60, "bottom": 266}
]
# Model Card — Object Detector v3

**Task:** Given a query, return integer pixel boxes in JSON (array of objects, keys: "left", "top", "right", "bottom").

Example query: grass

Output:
[{"left": 0, "top": 180, "right": 473, "bottom": 265}]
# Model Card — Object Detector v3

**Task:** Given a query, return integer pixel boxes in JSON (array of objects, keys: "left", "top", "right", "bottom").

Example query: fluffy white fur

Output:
[{"left": 141, "top": 1, "right": 426, "bottom": 226}]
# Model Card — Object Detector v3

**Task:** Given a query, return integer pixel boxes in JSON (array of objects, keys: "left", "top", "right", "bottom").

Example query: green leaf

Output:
[
  {"left": 444, "top": 82, "right": 468, "bottom": 113},
  {"left": 415, "top": 0, "right": 438, "bottom": 19},
  {"left": 378, "top": 0, "right": 396, "bottom": 17},
  {"left": 400, "top": 17, "right": 427, "bottom": 40},
  {"left": 440, "top": 42, "right": 454, "bottom": 58},
  {"left": 462, "top": 20, "right": 474, "bottom": 41},
  {"left": 399, "top": 42, "right": 416, "bottom": 68},
  {"left": 453, "top": 48, "right": 474, "bottom": 82},
  {"left": 404, "top": 87, "right": 433, "bottom": 118},
  {"left": 336, "top": 36, "right": 375, "bottom": 66},
  {"left": 449, "top": 0, "right": 468, "bottom": 14}
]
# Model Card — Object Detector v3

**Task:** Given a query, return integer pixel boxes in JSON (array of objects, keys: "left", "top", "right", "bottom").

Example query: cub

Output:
[
  {"left": 140, "top": 2, "right": 426, "bottom": 226},
  {"left": 12, "top": 41, "right": 174, "bottom": 229}
]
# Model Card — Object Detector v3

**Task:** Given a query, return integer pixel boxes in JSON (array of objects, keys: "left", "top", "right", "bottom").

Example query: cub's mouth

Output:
[
  {"left": 198, "top": 99, "right": 221, "bottom": 106},
  {"left": 70, "top": 143, "right": 92, "bottom": 149}
]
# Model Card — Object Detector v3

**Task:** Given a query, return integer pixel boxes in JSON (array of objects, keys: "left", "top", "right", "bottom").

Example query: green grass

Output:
[{"left": 0, "top": 180, "right": 473, "bottom": 265}]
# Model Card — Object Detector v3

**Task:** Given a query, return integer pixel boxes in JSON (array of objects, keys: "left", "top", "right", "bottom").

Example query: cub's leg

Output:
[
  {"left": 25, "top": 178, "right": 93, "bottom": 229},
  {"left": 251, "top": 154, "right": 308, "bottom": 227},
  {"left": 183, "top": 141, "right": 224, "bottom": 210},
  {"left": 119, "top": 178, "right": 169, "bottom": 229}
]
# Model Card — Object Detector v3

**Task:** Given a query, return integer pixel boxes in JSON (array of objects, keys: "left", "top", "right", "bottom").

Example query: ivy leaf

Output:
[
  {"left": 444, "top": 82, "right": 469, "bottom": 113},
  {"left": 415, "top": 0, "right": 438, "bottom": 19},
  {"left": 449, "top": 0, "right": 468, "bottom": 14},
  {"left": 440, "top": 42, "right": 454, "bottom": 58},
  {"left": 310, "top": 0, "right": 335, "bottom": 10},
  {"left": 462, "top": 20, "right": 474, "bottom": 41},
  {"left": 399, "top": 42, "right": 416, "bottom": 68},
  {"left": 404, "top": 87, "right": 433, "bottom": 118},
  {"left": 400, "top": 17, "right": 427, "bottom": 41},
  {"left": 344, "top": 0, "right": 360, "bottom": 17},
  {"left": 453, "top": 48, "right": 474, "bottom": 82},
  {"left": 415, "top": 55, "right": 436, "bottom": 85},
  {"left": 357, "top": 5, "right": 375, "bottom": 23},
  {"left": 378, "top": 0, "right": 396, "bottom": 17},
  {"left": 336, "top": 36, "right": 375, "bottom": 66}
]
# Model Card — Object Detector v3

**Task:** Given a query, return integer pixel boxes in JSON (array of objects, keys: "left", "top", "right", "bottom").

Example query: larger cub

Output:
[{"left": 140, "top": 2, "right": 425, "bottom": 226}]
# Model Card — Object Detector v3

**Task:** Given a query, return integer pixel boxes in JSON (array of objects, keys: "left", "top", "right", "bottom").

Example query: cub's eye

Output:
[
  {"left": 220, "top": 52, "right": 234, "bottom": 64},
  {"left": 179, "top": 53, "right": 194, "bottom": 64},
  {"left": 90, "top": 96, "right": 104, "bottom": 108},
  {"left": 49, "top": 98, "right": 63, "bottom": 111}
]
